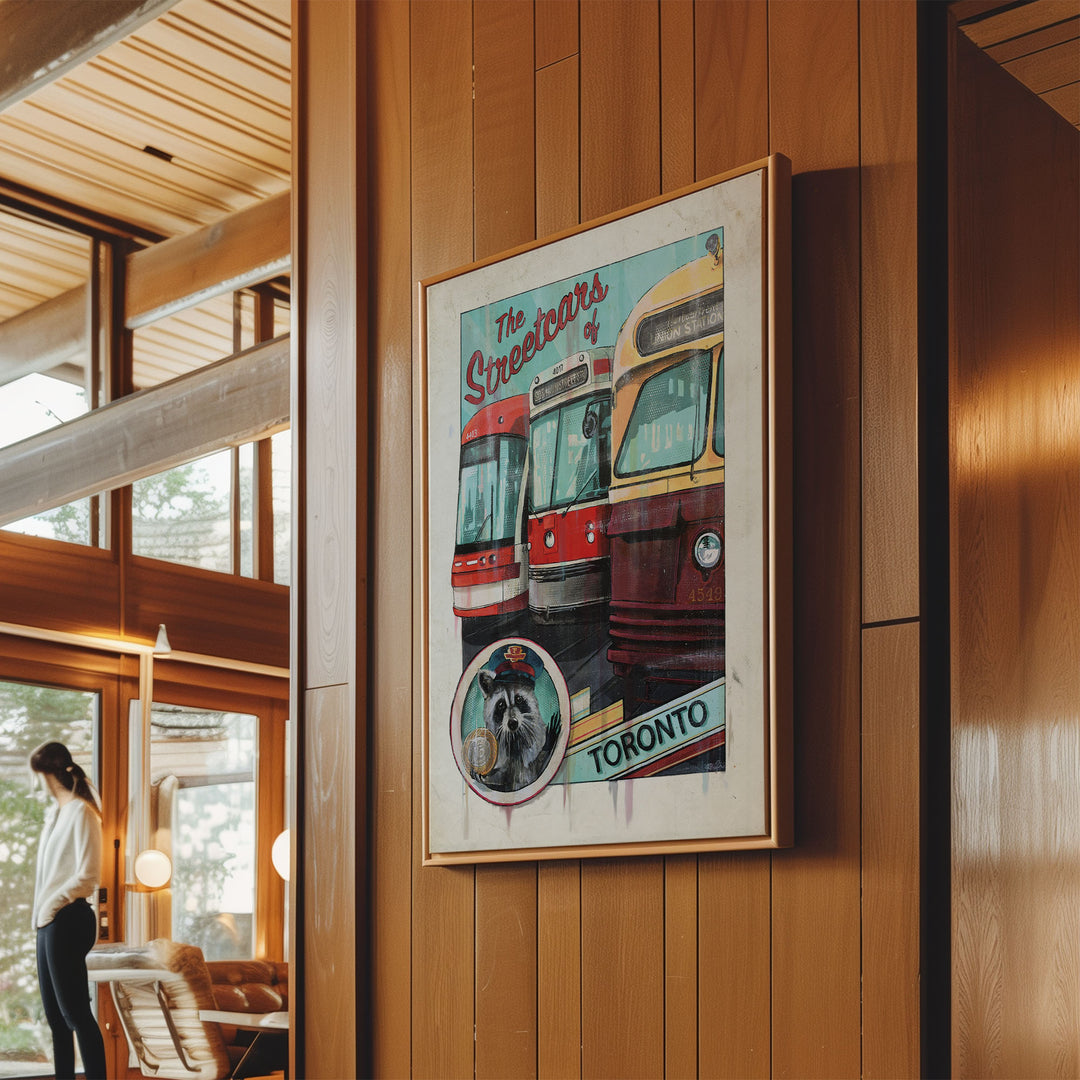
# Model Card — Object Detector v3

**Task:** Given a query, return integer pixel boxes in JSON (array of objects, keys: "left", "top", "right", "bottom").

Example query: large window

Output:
[
  {"left": 0, "top": 681, "right": 97, "bottom": 1078},
  {"left": 149, "top": 704, "right": 257, "bottom": 961},
  {"left": 131, "top": 436, "right": 290, "bottom": 580}
]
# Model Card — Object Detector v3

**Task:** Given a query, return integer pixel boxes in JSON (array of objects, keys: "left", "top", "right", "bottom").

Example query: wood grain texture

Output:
[
  {"left": 125, "top": 558, "right": 288, "bottom": 668},
  {"left": 476, "top": 864, "right": 539, "bottom": 1079},
  {"left": 535, "top": 0, "right": 578, "bottom": 69},
  {"left": 474, "top": 0, "right": 534, "bottom": 259},
  {"left": 0, "top": 0, "right": 177, "bottom": 112},
  {"left": 768, "top": 2, "right": 863, "bottom": 1076},
  {"left": 303, "top": 683, "right": 357, "bottom": 1080},
  {"left": 294, "top": 3, "right": 366, "bottom": 1077},
  {"left": 0, "top": 337, "right": 288, "bottom": 527},
  {"left": 861, "top": 0, "right": 919, "bottom": 623},
  {"left": 536, "top": 56, "right": 579, "bottom": 238},
  {"left": 695, "top": 0, "right": 768, "bottom": 180},
  {"left": 296, "top": 0, "right": 359, "bottom": 692},
  {"left": 660, "top": 0, "right": 694, "bottom": 191},
  {"left": 410, "top": 4, "right": 476, "bottom": 1077},
  {"left": 862, "top": 623, "right": 920, "bottom": 1077},
  {"left": 538, "top": 860, "right": 581, "bottom": 1079},
  {"left": 124, "top": 192, "right": 290, "bottom": 327},
  {"left": 0, "top": 535, "right": 120, "bottom": 638},
  {"left": 950, "top": 33, "right": 1080, "bottom": 1078},
  {"left": 1003, "top": 35, "right": 1080, "bottom": 93},
  {"left": 664, "top": 855, "right": 697, "bottom": 1080},
  {"left": 698, "top": 852, "right": 771, "bottom": 1078},
  {"left": 368, "top": 0, "right": 414, "bottom": 1075},
  {"left": 579, "top": 0, "right": 659, "bottom": 219},
  {"left": 580, "top": 860, "right": 664, "bottom": 1079}
]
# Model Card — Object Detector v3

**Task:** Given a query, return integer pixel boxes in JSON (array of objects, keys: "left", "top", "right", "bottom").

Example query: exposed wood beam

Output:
[
  {"left": 0, "top": 285, "right": 87, "bottom": 386},
  {"left": 0, "top": 335, "right": 289, "bottom": 526},
  {"left": 0, "top": 193, "right": 290, "bottom": 387},
  {"left": 126, "top": 191, "right": 291, "bottom": 328},
  {"left": 0, "top": 0, "right": 181, "bottom": 114}
]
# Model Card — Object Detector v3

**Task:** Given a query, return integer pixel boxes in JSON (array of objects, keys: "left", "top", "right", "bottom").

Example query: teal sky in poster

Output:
[{"left": 459, "top": 226, "right": 723, "bottom": 427}]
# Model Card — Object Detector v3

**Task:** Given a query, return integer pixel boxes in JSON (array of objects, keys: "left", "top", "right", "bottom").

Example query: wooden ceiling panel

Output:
[
  {"left": 986, "top": 15, "right": 1079, "bottom": 61},
  {"left": 0, "top": 0, "right": 291, "bottom": 388},
  {"left": 0, "top": 0, "right": 290, "bottom": 237},
  {"left": 0, "top": 211, "right": 89, "bottom": 320},
  {"left": 132, "top": 293, "right": 236, "bottom": 388},
  {"left": 954, "top": 0, "right": 1080, "bottom": 131},
  {"left": 959, "top": 0, "right": 1079, "bottom": 47},
  {"left": 1043, "top": 80, "right": 1080, "bottom": 122},
  {"left": 1003, "top": 36, "right": 1080, "bottom": 92}
]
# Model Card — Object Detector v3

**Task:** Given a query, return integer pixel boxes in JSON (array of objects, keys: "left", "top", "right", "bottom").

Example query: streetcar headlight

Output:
[
  {"left": 586, "top": 531, "right": 595, "bottom": 544},
  {"left": 692, "top": 530, "right": 722, "bottom": 571},
  {"left": 544, "top": 530, "right": 555, "bottom": 549}
]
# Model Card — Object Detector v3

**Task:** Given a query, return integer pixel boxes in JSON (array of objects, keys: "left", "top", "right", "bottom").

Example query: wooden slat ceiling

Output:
[
  {"left": 953, "top": 0, "right": 1080, "bottom": 130},
  {"left": 0, "top": 0, "right": 290, "bottom": 390}
]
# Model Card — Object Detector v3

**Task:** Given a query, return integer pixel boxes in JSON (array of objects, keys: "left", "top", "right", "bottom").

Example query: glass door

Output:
[{"left": 0, "top": 679, "right": 98, "bottom": 1079}]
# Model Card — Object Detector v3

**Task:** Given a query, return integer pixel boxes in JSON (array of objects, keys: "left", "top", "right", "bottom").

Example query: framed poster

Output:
[{"left": 419, "top": 155, "right": 792, "bottom": 864}]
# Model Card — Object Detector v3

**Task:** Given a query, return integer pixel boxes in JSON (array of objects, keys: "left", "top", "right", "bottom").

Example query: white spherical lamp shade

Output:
[
  {"left": 271, "top": 829, "right": 291, "bottom": 881},
  {"left": 134, "top": 848, "right": 172, "bottom": 889}
]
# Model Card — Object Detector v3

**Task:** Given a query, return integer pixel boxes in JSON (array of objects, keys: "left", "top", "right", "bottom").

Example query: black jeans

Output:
[{"left": 36, "top": 899, "right": 107, "bottom": 1080}]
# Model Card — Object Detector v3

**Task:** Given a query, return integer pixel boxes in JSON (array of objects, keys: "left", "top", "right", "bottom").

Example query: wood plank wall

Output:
[
  {"left": 948, "top": 31, "right": 1080, "bottom": 1078},
  {"left": 331, "top": 1, "right": 924, "bottom": 1075}
]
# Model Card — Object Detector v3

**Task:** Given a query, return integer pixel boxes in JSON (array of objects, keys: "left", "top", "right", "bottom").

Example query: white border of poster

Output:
[{"left": 419, "top": 155, "right": 792, "bottom": 864}]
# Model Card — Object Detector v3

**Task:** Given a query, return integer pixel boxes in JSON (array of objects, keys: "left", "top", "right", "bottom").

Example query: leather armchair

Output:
[{"left": 87, "top": 939, "right": 287, "bottom": 1079}]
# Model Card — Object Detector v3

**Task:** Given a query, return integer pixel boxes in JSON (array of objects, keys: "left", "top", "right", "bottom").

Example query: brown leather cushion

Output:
[{"left": 205, "top": 958, "right": 289, "bottom": 1012}]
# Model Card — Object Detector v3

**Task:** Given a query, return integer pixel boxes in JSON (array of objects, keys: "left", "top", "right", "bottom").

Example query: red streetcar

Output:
[
  {"left": 526, "top": 349, "right": 613, "bottom": 622},
  {"left": 451, "top": 394, "right": 530, "bottom": 618}
]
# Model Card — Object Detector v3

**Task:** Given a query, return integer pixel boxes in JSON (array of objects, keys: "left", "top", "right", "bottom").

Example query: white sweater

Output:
[{"left": 32, "top": 798, "right": 102, "bottom": 929}]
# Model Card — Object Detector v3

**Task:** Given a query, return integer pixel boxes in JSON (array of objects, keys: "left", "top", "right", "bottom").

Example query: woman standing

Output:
[{"left": 30, "top": 741, "right": 107, "bottom": 1080}]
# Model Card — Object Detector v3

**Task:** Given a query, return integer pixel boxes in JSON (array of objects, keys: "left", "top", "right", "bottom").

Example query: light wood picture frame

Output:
[{"left": 418, "top": 155, "right": 792, "bottom": 864}]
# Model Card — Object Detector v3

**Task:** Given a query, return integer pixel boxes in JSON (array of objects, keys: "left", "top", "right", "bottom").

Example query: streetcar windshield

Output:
[
  {"left": 614, "top": 350, "right": 712, "bottom": 477},
  {"left": 456, "top": 434, "right": 527, "bottom": 547},
  {"left": 530, "top": 395, "right": 611, "bottom": 514}
]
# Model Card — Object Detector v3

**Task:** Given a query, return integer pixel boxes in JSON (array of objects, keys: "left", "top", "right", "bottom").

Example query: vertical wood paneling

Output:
[
  {"left": 536, "top": 0, "right": 578, "bottom": 70},
  {"left": 768, "top": 2, "right": 863, "bottom": 1076},
  {"left": 698, "top": 853, "right": 771, "bottom": 1078},
  {"left": 861, "top": 0, "right": 920, "bottom": 623},
  {"left": 294, "top": 2, "right": 364, "bottom": 1077},
  {"left": 356, "top": 2, "right": 928, "bottom": 1075},
  {"left": 410, "top": 4, "right": 476, "bottom": 1077},
  {"left": 664, "top": 855, "right": 698, "bottom": 1080},
  {"left": 472, "top": 9, "right": 540, "bottom": 1077},
  {"left": 536, "top": 55, "right": 579, "bottom": 238},
  {"left": 581, "top": 860, "right": 665, "bottom": 1079},
  {"left": 369, "top": 0, "right": 414, "bottom": 1075},
  {"left": 476, "top": 865, "right": 539, "bottom": 1079},
  {"left": 579, "top": 0, "right": 659, "bottom": 219},
  {"left": 296, "top": 0, "right": 359, "bottom": 692},
  {"left": 694, "top": 0, "right": 768, "bottom": 180},
  {"left": 303, "top": 683, "right": 357, "bottom": 1077},
  {"left": 474, "top": 0, "right": 534, "bottom": 259},
  {"left": 538, "top": 861, "right": 582, "bottom": 1079},
  {"left": 950, "top": 32, "right": 1080, "bottom": 1079},
  {"left": 862, "top": 623, "right": 921, "bottom": 1077},
  {"left": 660, "top": 0, "right": 694, "bottom": 191}
]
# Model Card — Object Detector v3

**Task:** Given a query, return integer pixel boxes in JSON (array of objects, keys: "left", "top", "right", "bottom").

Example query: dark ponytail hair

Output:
[{"left": 29, "top": 741, "right": 101, "bottom": 814}]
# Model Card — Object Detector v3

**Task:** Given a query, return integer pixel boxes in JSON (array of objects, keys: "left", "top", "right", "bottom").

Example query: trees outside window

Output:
[{"left": 0, "top": 681, "right": 96, "bottom": 1078}]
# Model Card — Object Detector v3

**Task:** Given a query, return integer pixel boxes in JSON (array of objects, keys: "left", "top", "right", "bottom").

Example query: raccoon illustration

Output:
[{"left": 476, "top": 668, "right": 561, "bottom": 793}]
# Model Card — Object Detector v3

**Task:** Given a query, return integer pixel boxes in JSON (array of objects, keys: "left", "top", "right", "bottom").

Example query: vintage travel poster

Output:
[{"left": 422, "top": 163, "right": 788, "bottom": 860}]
